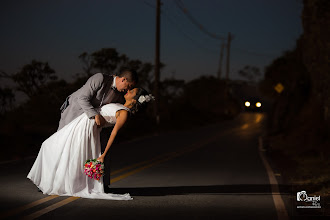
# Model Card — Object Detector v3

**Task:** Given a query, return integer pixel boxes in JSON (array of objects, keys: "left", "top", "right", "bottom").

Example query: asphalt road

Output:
[{"left": 0, "top": 113, "right": 305, "bottom": 219}]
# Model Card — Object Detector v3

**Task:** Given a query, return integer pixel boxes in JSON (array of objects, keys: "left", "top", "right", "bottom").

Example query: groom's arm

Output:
[{"left": 76, "top": 73, "right": 104, "bottom": 119}]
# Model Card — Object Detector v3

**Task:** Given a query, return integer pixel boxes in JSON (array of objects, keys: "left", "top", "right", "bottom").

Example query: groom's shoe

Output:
[
  {"left": 104, "top": 185, "right": 112, "bottom": 193},
  {"left": 104, "top": 185, "right": 121, "bottom": 194}
]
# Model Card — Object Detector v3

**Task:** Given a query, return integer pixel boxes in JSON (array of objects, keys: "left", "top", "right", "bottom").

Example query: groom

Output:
[{"left": 58, "top": 69, "right": 138, "bottom": 192}]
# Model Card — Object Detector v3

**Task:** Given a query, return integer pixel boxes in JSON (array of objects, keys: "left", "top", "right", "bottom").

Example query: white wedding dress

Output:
[{"left": 27, "top": 103, "right": 132, "bottom": 200}]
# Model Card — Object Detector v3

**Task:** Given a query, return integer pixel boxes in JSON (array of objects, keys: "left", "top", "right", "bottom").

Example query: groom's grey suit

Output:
[
  {"left": 58, "top": 73, "right": 125, "bottom": 130},
  {"left": 58, "top": 73, "right": 125, "bottom": 189}
]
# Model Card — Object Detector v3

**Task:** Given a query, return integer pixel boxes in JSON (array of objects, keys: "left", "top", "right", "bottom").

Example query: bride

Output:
[{"left": 27, "top": 88, "right": 152, "bottom": 200}]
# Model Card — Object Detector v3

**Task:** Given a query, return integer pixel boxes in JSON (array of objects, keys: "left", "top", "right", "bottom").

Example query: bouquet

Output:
[{"left": 83, "top": 159, "right": 104, "bottom": 181}]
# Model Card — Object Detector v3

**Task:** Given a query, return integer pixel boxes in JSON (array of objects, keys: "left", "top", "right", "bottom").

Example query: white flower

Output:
[
  {"left": 138, "top": 96, "right": 146, "bottom": 103},
  {"left": 137, "top": 94, "right": 155, "bottom": 104}
]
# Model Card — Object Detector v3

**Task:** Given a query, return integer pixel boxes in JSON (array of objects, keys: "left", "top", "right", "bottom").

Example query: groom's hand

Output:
[{"left": 95, "top": 114, "right": 106, "bottom": 127}]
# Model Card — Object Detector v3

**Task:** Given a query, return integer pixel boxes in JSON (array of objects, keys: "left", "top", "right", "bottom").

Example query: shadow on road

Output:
[{"left": 108, "top": 184, "right": 293, "bottom": 196}]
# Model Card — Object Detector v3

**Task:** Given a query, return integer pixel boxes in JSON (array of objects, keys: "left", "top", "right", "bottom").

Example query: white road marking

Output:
[{"left": 258, "top": 136, "right": 289, "bottom": 220}]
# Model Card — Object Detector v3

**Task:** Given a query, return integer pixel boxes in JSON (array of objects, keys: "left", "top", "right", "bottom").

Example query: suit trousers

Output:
[{"left": 100, "top": 127, "right": 112, "bottom": 188}]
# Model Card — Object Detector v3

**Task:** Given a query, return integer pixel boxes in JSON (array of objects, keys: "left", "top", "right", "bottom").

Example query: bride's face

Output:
[{"left": 124, "top": 88, "right": 138, "bottom": 101}]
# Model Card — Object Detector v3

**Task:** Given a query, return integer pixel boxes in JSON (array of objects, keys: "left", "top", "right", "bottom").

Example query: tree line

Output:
[
  {"left": 258, "top": 0, "right": 329, "bottom": 194},
  {"left": 0, "top": 48, "right": 239, "bottom": 159}
]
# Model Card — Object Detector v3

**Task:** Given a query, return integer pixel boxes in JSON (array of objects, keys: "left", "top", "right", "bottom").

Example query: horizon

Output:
[{"left": 0, "top": 0, "right": 303, "bottom": 86}]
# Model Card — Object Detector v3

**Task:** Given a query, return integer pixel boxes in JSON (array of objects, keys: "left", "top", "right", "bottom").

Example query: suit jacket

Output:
[{"left": 58, "top": 73, "right": 125, "bottom": 130}]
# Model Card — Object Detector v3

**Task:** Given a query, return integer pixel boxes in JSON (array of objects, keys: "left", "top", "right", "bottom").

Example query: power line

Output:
[
  {"left": 162, "top": 7, "right": 219, "bottom": 54},
  {"left": 143, "top": 0, "right": 275, "bottom": 59},
  {"left": 154, "top": 0, "right": 161, "bottom": 127},
  {"left": 141, "top": 0, "right": 279, "bottom": 81},
  {"left": 232, "top": 47, "right": 278, "bottom": 58},
  {"left": 174, "top": 0, "right": 226, "bottom": 40},
  {"left": 142, "top": 0, "right": 155, "bottom": 9},
  {"left": 142, "top": 0, "right": 220, "bottom": 54}
]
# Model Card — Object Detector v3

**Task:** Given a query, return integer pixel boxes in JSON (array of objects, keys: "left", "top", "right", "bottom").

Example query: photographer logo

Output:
[{"left": 296, "top": 191, "right": 321, "bottom": 209}]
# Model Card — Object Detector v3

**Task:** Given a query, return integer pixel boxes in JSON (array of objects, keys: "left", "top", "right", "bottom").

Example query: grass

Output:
[{"left": 268, "top": 132, "right": 330, "bottom": 215}]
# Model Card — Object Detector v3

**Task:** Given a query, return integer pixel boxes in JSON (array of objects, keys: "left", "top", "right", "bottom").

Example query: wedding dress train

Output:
[{"left": 27, "top": 103, "right": 132, "bottom": 200}]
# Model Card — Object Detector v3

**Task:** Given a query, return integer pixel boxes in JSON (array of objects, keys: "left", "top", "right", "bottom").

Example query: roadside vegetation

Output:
[{"left": 259, "top": 0, "right": 330, "bottom": 203}]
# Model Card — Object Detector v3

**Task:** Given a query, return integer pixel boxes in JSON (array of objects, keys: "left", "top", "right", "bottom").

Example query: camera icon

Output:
[{"left": 297, "top": 191, "right": 307, "bottom": 201}]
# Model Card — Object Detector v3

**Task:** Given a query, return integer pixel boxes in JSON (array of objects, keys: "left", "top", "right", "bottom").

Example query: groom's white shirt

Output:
[
  {"left": 112, "top": 76, "right": 117, "bottom": 89},
  {"left": 103, "top": 76, "right": 117, "bottom": 105}
]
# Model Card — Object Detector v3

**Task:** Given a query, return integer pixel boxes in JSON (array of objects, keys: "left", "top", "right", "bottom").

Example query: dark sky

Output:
[{"left": 0, "top": 0, "right": 303, "bottom": 83}]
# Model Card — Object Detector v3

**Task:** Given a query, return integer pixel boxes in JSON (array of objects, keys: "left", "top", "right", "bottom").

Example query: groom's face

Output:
[{"left": 117, "top": 77, "right": 135, "bottom": 93}]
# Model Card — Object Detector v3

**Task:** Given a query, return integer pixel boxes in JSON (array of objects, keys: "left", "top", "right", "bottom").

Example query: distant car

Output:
[{"left": 243, "top": 97, "right": 262, "bottom": 112}]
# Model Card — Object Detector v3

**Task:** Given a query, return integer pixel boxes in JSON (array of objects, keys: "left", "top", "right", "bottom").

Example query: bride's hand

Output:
[
  {"left": 97, "top": 155, "right": 105, "bottom": 163},
  {"left": 95, "top": 114, "right": 106, "bottom": 128}
]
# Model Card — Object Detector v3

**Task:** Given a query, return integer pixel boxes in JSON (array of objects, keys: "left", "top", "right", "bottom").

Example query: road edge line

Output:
[{"left": 258, "top": 136, "right": 289, "bottom": 220}]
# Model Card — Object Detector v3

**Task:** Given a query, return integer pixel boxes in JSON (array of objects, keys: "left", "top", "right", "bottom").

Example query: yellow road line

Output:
[
  {"left": 0, "top": 152, "right": 181, "bottom": 219},
  {"left": 0, "top": 151, "right": 180, "bottom": 219},
  {"left": 241, "top": 123, "right": 249, "bottom": 129},
  {"left": 110, "top": 136, "right": 216, "bottom": 177},
  {"left": 22, "top": 197, "right": 80, "bottom": 220},
  {"left": 111, "top": 151, "right": 183, "bottom": 184},
  {"left": 111, "top": 131, "right": 226, "bottom": 177},
  {"left": 6, "top": 129, "right": 233, "bottom": 219},
  {"left": 0, "top": 195, "right": 58, "bottom": 219},
  {"left": 111, "top": 150, "right": 180, "bottom": 175},
  {"left": 111, "top": 132, "right": 223, "bottom": 183},
  {"left": 6, "top": 148, "right": 196, "bottom": 219}
]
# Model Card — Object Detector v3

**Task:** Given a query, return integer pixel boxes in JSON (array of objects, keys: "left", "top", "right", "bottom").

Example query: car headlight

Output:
[
  {"left": 256, "top": 102, "right": 261, "bottom": 107},
  {"left": 245, "top": 101, "right": 250, "bottom": 107}
]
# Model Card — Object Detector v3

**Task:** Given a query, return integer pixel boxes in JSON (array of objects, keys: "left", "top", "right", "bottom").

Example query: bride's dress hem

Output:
[
  {"left": 27, "top": 176, "right": 133, "bottom": 200},
  {"left": 26, "top": 104, "right": 134, "bottom": 201}
]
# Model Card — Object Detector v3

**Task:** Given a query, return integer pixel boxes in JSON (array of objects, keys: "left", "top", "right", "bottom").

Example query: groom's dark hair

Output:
[{"left": 118, "top": 68, "right": 138, "bottom": 84}]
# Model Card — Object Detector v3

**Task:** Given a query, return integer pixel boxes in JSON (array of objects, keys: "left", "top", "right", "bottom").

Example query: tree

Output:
[
  {"left": 12, "top": 60, "right": 57, "bottom": 98},
  {"left": 121, "top": 59, "right": 154, "bottom": 90},
  {"left": 0, "top": 87, "right": 15, "bottom": 115},
  {"left": 78, "top": 48, "right": 155, "bottom": 90},
  {"left": 78, "top": 52, "right": 94, "bottom": 77},
  {"left": 92, "top": 48, "right": 125, "bottom": 74},
  {"left": 238, "top": 65, "right": 261, "bottom": 83},
  {"left": 161, "top": 78, "right": 185, "bottom": 100},
  {"left": 259, "top": 48, "right": 310, "bottom": 134}
]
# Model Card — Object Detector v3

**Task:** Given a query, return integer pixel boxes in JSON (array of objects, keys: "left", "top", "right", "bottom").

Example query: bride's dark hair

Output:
[{"left": 131, "top": 88, "right": 150, "bottom": 115}]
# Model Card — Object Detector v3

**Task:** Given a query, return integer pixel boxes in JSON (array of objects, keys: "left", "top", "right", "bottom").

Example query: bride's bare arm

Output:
[{"left": 97, "top": 110, "right": 128, "bottom": 162}]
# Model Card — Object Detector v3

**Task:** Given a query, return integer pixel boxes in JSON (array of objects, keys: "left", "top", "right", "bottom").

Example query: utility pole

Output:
[
  {"left": 217, "top": 42, "right": 225, "bottom": 79},
  {"left": 154, "top": 0, "right": 161, "bottom": 127},
  {"left": 224, "top": 32, "right": 233, "bottom": 101},
  {"left": 225, "top": 32, "right": 232, "bottom": 81}
]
